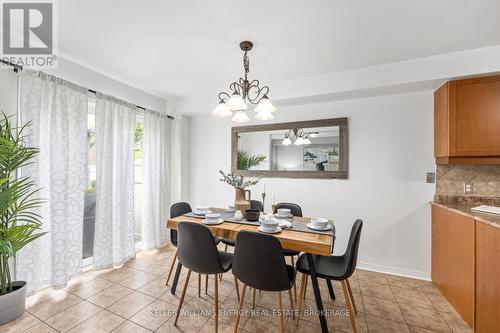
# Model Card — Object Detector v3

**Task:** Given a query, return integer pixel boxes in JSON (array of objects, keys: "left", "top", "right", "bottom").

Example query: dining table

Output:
[{"left": 166, "top": 208, "right": 335, "bottom": 333}]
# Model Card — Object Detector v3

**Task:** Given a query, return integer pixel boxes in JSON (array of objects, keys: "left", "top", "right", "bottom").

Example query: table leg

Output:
[
  {"left": 306, "top": 253, "right": 328, "bottom": 333},
  {"left": 171, "top": 262, "right": 183, "bottom": 294},
  {"left": 326, "top": 279, "right": 336, "bottom": 300}
]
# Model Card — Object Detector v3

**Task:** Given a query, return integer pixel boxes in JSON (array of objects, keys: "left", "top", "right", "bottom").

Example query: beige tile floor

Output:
[{"left": 0, "top": 244, "right": 473, "bottom": 333}]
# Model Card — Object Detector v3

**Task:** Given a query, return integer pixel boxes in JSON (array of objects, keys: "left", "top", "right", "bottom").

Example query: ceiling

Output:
[{"left": 58, "top": 0, "right": 500, "bottom": 112}]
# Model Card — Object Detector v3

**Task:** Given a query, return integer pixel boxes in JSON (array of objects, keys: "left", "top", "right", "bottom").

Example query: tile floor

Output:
[{"left": 0, "top": 244, "right": 473, "bottom": 333}]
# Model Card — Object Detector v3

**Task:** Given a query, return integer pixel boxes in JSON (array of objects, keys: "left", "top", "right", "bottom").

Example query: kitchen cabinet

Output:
[{"left": 434, "top": 75, "right": 500, "bottom": 164}]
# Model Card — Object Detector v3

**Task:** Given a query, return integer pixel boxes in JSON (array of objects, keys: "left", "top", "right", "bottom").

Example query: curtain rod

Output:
[{"left": 1, "top": 59, "right": 174, "bottom": 120}]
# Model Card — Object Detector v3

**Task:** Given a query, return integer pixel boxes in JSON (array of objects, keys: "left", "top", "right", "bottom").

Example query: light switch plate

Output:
[
  {"left": 426, "top": 172, "right": 436, "bottom": 183},
  {"left": 463, "top": 182, "right": 473, "bottom": 194}
]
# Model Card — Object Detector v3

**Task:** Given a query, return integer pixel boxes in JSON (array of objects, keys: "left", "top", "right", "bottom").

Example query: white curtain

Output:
[
  {"left": 93, "top": 93, "right": 136, "bottom": 269},
  {"left": 141, "top": 110, "right": 171, "bottom": 250},
  {"left": 17, "top": 71, "right": 88, "bottom": 292}
]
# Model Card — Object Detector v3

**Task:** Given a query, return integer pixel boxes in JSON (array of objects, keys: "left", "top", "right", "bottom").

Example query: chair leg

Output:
[
  {"left": 302, "top": 275, "right": 308, "bottom": 300},
  {"left": 345, "top": 278, "right": 357, "bottom": 314},
  {"left": 233, "top": 284, "right": 247, "bottom": 333},
  {"left": 174, "top": 269, "right": 191, "bottom": 325},
  {"left": 276, "top": 291, "right": 284, "bottom": 333},
  {"left": 288, "top": 289, "right": 295, "bottom": 320},
  {"left": 296, "top": 274, "right": 307, "bottom": 327},
  {"left": 234, "top": 275, "right": 240, "bottom": 301},
  {"left": 165, "top": 250, "right": 178, "bottom": 286},
  {"left": 215, "top": 274, "right": 219, "bottom": 333},
  {"left": 198, "top": 273, "right": 201, "bottom": 297},
  {"left": 341, "top": 280, "right": 357, "bottom": 333},
  {"left": 252, "top": 288, "right": 256, "bottom": 310},
  {"left": 205, "top": 274, "right": 209, "bottom": 295},
  {"left": 291, "top": 256, "right": 297, "bottom": 302}
]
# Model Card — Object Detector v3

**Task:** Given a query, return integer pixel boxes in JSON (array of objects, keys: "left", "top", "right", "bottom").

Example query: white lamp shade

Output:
[
  {"left": 232, "top": 110, "right": 250, "bottom": 122},
  {"left": 255, "top": 97, "right": 276, "bottom": 113},
  {"left": 303, "top": 138, "right": 311, "bottom": 145},
  {"left": 282, "top": 137, "right": 292, "bottom": 145},
  {"left": 294, "top": 137, "right": 304, "bottom": 145},
  {"left": 226, "top": 92, "right": 247, "bottom": 111},
  {"left": 254, "top": 110, "right": 274, "bottom": 120},
  {"left": 211, "top": 102, "right": 233, "bottom": 118}
]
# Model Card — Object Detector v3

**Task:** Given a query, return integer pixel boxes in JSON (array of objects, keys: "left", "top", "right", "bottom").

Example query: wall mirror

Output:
[{"left": 232, "top": 118, "right": 348, "bottom": 179}]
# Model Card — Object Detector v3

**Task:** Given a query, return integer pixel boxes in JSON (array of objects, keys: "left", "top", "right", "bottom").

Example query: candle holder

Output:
[{"left": 261, "top": 192, "right": 266, "bottom": 212}]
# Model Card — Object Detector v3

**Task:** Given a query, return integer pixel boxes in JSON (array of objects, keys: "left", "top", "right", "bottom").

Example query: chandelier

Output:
[
  {"left": 212, "top": 41, "right": 276, "bottom": 122},
  {"left": 282, "top": 129, "right": 318, "bottom": 146}
]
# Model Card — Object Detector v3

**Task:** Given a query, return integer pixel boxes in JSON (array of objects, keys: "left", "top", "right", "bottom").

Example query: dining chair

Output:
[
  {"left": 232, "top": 230, "right": 296, "bottom": 333},
  {"left": 221, "top": 200, "right": 263, "bottom": 251},
  {"left": 274, "top": 202, "right": 303, "bottom": 300},
  {"left": 166, "top": 202, "right": 221, "bottom": 293},
  {"left": 174, "top": 221, "right": 239, "bottom": 332},
  {"left": 295, "top": 219, "right": 363, "bottom": 332}
]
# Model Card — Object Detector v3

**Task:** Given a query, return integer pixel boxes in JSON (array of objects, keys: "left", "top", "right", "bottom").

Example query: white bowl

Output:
[
  {"left": 277, "top": 208, "right": 291, "bottom": 216},
  {"left": 195, "top": 206, "right": 210, "bottom": 214},
  {"left": 261, "top": 218, "right": 279, "bottom": 231},
  {"left": 310, "top": 217, "right": 329, "bottom": 229},
  {"left": 205, "top": 213, "right": 221, "bottom": 220}
]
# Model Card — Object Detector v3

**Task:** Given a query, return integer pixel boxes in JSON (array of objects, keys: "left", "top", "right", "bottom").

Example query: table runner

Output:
[{"left": 183, "top": 211, "right": 336, "bottom": 238}]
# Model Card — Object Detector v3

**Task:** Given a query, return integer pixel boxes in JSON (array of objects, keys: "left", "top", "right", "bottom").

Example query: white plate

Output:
[
  {"left": 274, "top": 213, "right": 293, "bottom": 219},
  {"left": 194, "top": 210, "right": 211, "bottom": 216},
  {"left": 257, "top": 226, "right": 282, "bottom": 234},
  {"left": 306, "top": 223, "right": 332, "bottom": 231},
  {"left": 202, "top": 218, "right": 224, "bottom": 225}
]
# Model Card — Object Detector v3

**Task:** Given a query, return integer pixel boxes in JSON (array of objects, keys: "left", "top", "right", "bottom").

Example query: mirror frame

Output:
[{"left": 231, "top": 117, "right": 348, "bottom": 179}]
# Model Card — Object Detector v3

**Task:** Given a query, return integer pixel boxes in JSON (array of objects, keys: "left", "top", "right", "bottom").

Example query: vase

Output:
[
  {"left": 0, "top": 281, "right": 27, "bottom": 325},
  {"left": 235, "top": 188, "right": 251, "bottom": 216}
]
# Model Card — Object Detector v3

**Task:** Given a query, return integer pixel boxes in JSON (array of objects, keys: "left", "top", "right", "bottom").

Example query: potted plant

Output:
[
  {"left": 219, "top": 170, "right": 259, "bottom": 213},
  {"left": 237, "top": 150, "right": 266, "bottom": 170},
  {"left": 0, "top": 113, "right": 45, "bottom": 324}
]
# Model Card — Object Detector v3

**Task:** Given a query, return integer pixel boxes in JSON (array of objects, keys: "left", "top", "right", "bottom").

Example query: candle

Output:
[{"left": 272, "top": 193, "right": 276, "bottom": 205}]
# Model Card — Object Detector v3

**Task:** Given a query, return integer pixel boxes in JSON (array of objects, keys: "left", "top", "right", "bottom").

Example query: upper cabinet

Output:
[{"left": 434, "top": 75, "right": 500, "bottom": 164}]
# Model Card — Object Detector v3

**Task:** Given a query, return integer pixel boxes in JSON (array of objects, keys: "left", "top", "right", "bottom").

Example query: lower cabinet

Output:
[
  {"left": 432, "top": 204, "right": 500, "bottom": 333},
  {"left": 431, "top": 205, "right": 475, "bottom": 328},
  {"left": 475, "top": 222, "right": 500, "bottom": 333}
]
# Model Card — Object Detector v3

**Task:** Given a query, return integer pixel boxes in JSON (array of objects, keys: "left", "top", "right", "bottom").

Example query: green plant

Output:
[
  {"left": 237, "top": 150, "right": 267, "bottom": 170},
  {"left": 219, "top": 170, "right": 259, "bottom": 190},
  {"left": 0, "top": 113, "right": 45, "bottom": 295}
]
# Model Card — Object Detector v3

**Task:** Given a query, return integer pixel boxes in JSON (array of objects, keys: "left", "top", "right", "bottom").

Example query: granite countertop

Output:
[{"left": 431, "top": 201, "right": 500, "bottom": 229}]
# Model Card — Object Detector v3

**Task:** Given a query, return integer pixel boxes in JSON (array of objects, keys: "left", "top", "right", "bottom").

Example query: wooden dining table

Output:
[{"left": 166, "top": 209, "right": 335, "bottom": 333}]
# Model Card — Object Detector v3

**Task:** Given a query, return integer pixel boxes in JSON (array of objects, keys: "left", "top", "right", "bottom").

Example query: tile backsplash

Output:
[{"left": 436, "top": 164, "right": 500, "bottom": 197}]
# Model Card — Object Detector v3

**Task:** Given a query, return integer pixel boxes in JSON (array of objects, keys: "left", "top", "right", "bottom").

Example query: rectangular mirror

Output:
[{"left": 232, "top": 118, "right": 348, "bottom": 179}]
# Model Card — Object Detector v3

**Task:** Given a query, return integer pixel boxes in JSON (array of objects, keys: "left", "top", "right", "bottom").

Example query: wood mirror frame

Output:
[{"left": 231, "top": 117, "right": 348, "bottom": 179}]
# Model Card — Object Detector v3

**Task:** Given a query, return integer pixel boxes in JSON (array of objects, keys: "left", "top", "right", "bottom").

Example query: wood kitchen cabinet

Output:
[
  {"left": 475, "top": 222, "right": 500, "bottom": 333},
  {"left": 431, "top": 205, "right": 475, "bottom": 328},
  {"left": 434, "top": 75, "right": 500, "bottom": 164}
]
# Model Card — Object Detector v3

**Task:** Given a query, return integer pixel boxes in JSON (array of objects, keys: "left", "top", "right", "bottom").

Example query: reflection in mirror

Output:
[{"left": 237, "top": 126, "right": 340, "bottom": 172}]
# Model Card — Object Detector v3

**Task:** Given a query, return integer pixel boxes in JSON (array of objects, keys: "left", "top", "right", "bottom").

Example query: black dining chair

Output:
[
  {"left": 232, "top": 230, "right": 296, "bottom": 333},
  {"left": 166, "top": 202, "right": 221, "bottom": 294},
  {"left": 220, "top": 200, "right": 263, "bottom": 251},
  {"left": 174, "top": 221, "right": 239, "bottom": 332},
  {"left": 295, "top": 219, "right": 363, "bottom": 332}
]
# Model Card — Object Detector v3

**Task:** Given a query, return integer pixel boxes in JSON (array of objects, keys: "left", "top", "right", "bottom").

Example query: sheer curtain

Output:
[
  {"left": 93, "top": 93, "right": 136, "bottom": 269},
  {"left": 17, "top": 71, "right": 88, "bottom": 292},
  {"left": 141, "top": 110, "right": 171, "bottom": 250}
]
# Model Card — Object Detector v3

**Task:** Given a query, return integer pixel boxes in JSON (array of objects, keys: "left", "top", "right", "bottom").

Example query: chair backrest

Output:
[
  {"left": 177, "top": 221, "right": 224, "bottom": 274},
  {"left": 342, "top": 219, "right": 363, "bottom": 278},
  {"left": 232, "top": 231, "right": 292, "bottom": 291},
  {"left": 250, "top": 200, "right": 264, "bottom": 212},
  {"left": 275, "top": 202, "right": 303, "bottom": 217},
  {"left": 169, "top": 202, "right": 192, "bottom": 245}
]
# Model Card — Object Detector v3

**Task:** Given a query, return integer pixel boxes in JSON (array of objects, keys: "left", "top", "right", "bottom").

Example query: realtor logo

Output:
[{"left": 1, "top": 1, "right": 57, "bottom": 68}]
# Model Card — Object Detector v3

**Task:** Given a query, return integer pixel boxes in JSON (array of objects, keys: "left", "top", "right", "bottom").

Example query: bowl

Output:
[
  {"left": 277, "top": 208, "right": 291, "bottom": 217},
  {"left": 310, "top": 217, "right": 329, "bottom": 229},
  {"left": 195, "top": 206, "right": 210, "bottom": 215},
  {"left": 205, "top": 213, "right": 221, "bottom": 221},
  {"left": 245, "top": 209, "right": 260, "bottom": 222},
  {"left": 261, "top": 218, "right": 279, "bottom": 231}
]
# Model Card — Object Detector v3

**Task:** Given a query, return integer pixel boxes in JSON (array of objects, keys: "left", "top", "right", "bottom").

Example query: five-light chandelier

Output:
[{"left": 212, "top": 41, "right": 276, "bottom": 122}]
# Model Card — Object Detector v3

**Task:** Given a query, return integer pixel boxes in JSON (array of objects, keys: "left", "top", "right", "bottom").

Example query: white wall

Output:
[{"left": 190, "top": 91, "right": 435, "bottom": 279}]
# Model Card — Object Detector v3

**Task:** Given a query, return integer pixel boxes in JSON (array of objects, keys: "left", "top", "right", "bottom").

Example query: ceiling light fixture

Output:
[
  {"left": 282, "top": 128, "right": 315, "bottom": 146},
  {"left": 212, "top": 41, "right": 276, "bottom": 121}
]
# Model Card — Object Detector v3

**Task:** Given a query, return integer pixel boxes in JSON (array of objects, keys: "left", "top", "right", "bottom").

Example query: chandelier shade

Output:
[{"left": 212, "top": 41, "right": 276, "bottom": 121}]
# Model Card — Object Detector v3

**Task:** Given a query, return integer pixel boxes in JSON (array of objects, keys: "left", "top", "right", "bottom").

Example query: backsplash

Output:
[{"left": 436, "top": 164, "right": 500, "bottom": 197}]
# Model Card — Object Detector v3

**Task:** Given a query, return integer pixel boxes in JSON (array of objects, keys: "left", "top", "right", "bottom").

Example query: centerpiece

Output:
[{"left": 219, "top": 170, "right": 259, "bottom": 214}]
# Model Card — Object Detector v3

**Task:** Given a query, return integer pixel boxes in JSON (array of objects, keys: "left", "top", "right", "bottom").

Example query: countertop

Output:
[{"left": 431, "top": 201, "right": 500, "bottom": 229}]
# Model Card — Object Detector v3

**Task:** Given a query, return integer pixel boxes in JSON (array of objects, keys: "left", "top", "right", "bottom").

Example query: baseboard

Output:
[{"left": 357, "top": 261, "right": 431, "bottom": 281}]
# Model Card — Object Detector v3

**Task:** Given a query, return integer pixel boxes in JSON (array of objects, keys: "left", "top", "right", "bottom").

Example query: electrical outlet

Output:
[
  {"left": 426, "top": 172, "right": 436, "bottom": 183},
  {"left": 463, "top": 182, "right": 473, "bottom": 194}
]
